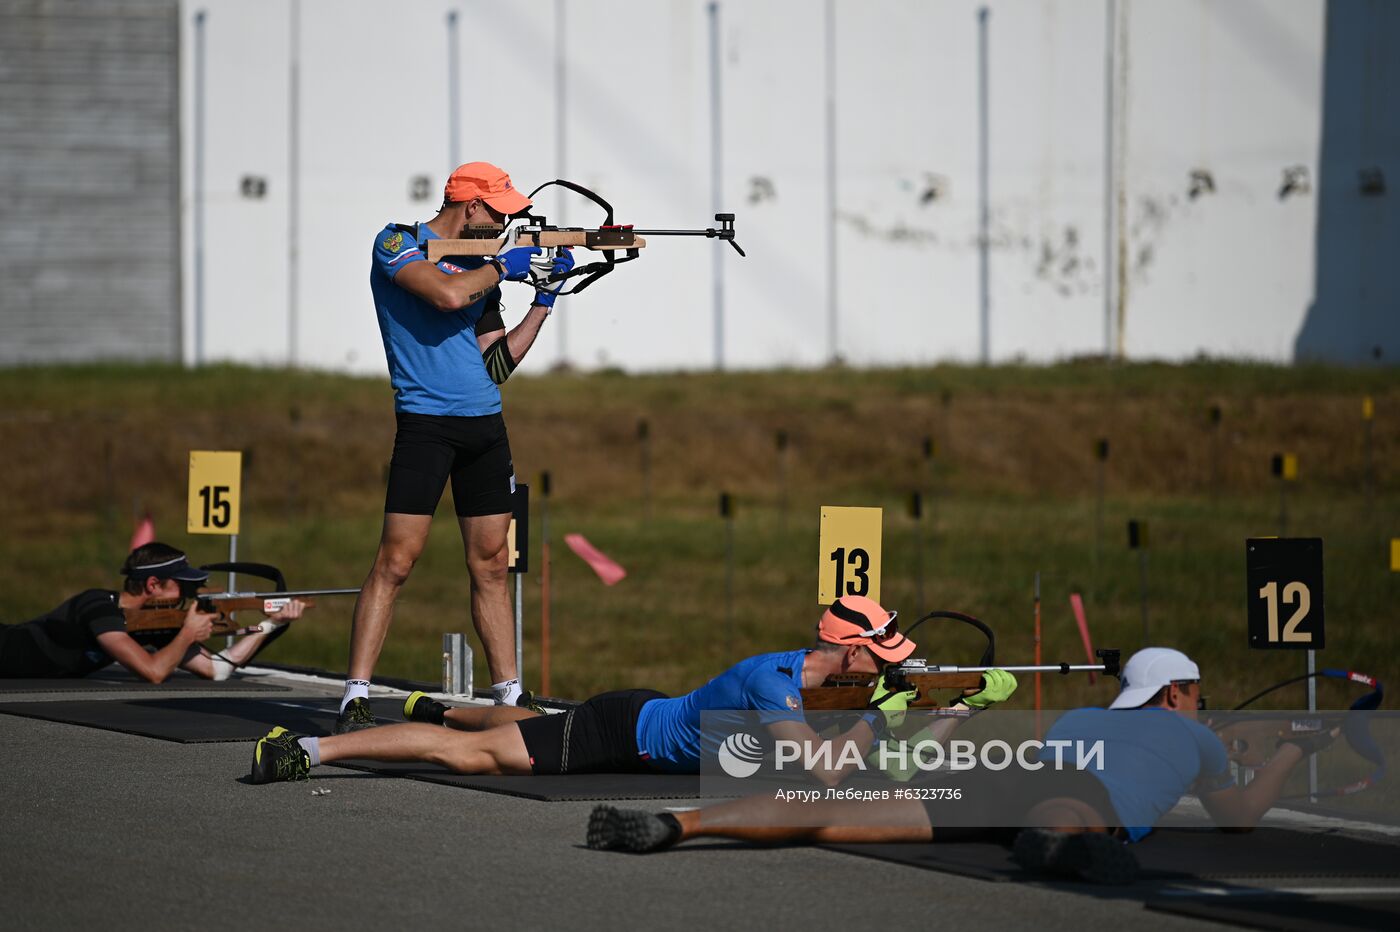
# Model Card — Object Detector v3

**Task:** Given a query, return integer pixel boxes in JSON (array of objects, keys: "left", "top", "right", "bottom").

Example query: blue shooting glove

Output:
[
  {"left": 494, "top": 245, "right": 541, "bottom": 282},
  {"left": 531, "top": 248, "right": 576, "bottom": 308}
]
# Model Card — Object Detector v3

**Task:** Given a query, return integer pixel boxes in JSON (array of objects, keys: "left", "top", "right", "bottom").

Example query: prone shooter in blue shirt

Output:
[
  {"left": 587, "top": 647, "right": 1339, "bottom": 886},
  {"left": 248, "top": 594, "right": 1018, "bottom": 792}
]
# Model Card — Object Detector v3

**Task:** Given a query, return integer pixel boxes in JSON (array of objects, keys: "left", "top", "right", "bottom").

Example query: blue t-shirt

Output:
[
  {"left": 1045, "top": 708, "right": 1235, "bottom": 842},
  {"left": 370, "top": 223, "right": 503, "bottom": 416},
  {"left": 635, "top": 650, "right": 809, "bottom": 774}
]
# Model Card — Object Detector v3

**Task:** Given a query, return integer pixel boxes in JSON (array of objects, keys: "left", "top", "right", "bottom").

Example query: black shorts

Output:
[
  {"left": 516, "top": 689, "right": 668, "bottom": 775},
  {"left": 384, "top": 412, "right": 514, "bottom": 518}
]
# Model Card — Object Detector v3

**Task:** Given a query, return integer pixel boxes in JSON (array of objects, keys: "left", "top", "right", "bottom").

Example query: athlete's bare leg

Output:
[
  {"left": 444, "top": 704, "right": 538, "bottom": 731},
  {"left": 318, "top": 721, "right": 533, "bottom": 775},
  {"left": 347, "top": 514, "right": 433, "bottom": 681},
  {"left": 459, "top": 511, "right": 515, "bottom": 683},
  {"left": 673, "top": 796, "right": 935, "bottom": 844}
]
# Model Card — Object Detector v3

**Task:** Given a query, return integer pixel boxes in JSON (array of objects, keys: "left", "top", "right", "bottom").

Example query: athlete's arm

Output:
[
  {"left": 1198, "top": 739, "right": 1312, "bottom": 829},
  {"left": 477, "top": 304, "right": 551, "bottom": 383},
  {"left": 765, "top": 717, "right": 880, "bottom": 788},
  {"left": 94, "top": 605, "right": 217, "bottom": 684},
  {"left": 395, "top": 260, "right": 503, "bottom": 312},
  {"left": 178, "top": 599, "right": 306, "bottom": 678}
]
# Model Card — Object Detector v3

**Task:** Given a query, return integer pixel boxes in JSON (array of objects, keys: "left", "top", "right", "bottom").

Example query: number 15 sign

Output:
[
  {"left": 819, "top": 506, "right": 882, "bottom": 605},
  {"left": 188, "top": 451, "right": 242, "bottom": 536},
  {"left": 1246, "top": 537, "right": 1324, "bottom": 649}
]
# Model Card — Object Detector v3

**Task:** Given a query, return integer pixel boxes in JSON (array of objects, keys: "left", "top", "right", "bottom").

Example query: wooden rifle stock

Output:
[
  {"left": 800, "top": 672, "right": 986, "bottom": 711},
  {"left": 122, "top": 588, "right": 358, "bottom": 635}
]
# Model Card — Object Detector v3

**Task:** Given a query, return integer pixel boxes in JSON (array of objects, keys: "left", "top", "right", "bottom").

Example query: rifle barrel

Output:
[
  {"left": 908, "top": 663, "right": 1108, "bottom": 676},
  {"left": 201, "top": 588, "right": 361, "bottom": 600}
]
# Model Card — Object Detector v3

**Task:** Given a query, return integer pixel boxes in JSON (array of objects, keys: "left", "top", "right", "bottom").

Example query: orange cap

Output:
[
  {"left": 444, "top": 161, "right": 532, "bottom": 215},
  {"left": 818, "top": 595, "right": 916, "bottom": 663}
]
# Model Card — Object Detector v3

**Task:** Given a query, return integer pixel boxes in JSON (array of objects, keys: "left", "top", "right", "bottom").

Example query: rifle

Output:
[
  {"left": 798, "top": 609, "right": 1121, "bottom": 710},
  {"left": 425, "top": 179, "right": 745, "bottom": 295},
  {"left": 124, "top": 588, "right": 361, "bottom": 636},
  {"left": 1207, "top": 667, "right": 1385, "bottom": 798}
]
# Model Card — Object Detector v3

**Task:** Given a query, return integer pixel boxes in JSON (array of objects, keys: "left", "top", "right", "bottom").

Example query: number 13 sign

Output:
[
  {"left": 818, "top": 506, "right": 882, "bottom": 605},
  {"left": 1246, "top": 537, "right": 1325, "bottom": 649}
]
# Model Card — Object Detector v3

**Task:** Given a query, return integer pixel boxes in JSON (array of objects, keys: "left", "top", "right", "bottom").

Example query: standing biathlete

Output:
[
  {"left": 340, "top": 161, "right": 574, "bottom": 733},
  {"left": 251, "top": 595, "right": 1020, "bottom": 784}
]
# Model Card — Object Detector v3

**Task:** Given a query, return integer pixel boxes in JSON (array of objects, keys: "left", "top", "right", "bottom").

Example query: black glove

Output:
[{"left": 1278, "top": 725, "right": 1338, "bottom": 757}]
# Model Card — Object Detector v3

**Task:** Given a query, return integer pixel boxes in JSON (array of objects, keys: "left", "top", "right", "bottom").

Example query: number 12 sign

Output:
[
  {"left": 1246, "top": 537, "right": 1324, "bottom": 649},
  {"left": 819, "top": 506, "right": 883, "bottom": 605},
  {"left": 188, "top": 451, "right": 243, "bottom": 536}
]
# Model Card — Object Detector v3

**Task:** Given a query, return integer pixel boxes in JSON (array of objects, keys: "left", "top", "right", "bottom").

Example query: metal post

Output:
[
  {"left": 977, "top": 7, "right": 991, "bottom": 364},
  {"left": 554, "top": 0, "right": 569, "bottom": 365},
  {"left": 1307, "top": 646, "right": 1318, "bottom": 800},
  {"left": 443, "top": 633, "right": 472, "bottom": 696},
  {"left": 287, "top": 0, "right": 300, "bottom": 366},
  {"left": 824, "top": 0, "right": 838, "bottom": 362},
  {"left": 708, "top": 1, "right": 725, "bottom": 370},
  {"left": 224, "top": 534, "right": 237, "bottom": 650},
  {"left": 1102, "top": 0, "right": 1116, "bottom": 357},
  {"left": 193, "top": 10, "right": 207, "bottom": 367},
  {"left": 446, "top": 10, "right": 460, "bottom": 171}
]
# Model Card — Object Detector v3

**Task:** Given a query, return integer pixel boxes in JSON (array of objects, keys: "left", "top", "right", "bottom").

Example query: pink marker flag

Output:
[
  {"left": 1069, "top": 593, "right": 1097, "bottom": 685},
  {"left": 129, "top": 512, "right": 156, "bottom": 552},
  {"left": 564, "top": 533, "right": 627, "bottom": 586}
]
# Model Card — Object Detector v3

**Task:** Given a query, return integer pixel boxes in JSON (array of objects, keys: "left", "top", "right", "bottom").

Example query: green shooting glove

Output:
[
  {"left": 962, "top": 669, "right": 1018, "bottom": 709},
  {"left": 868, "top": 674, "right": 917, "bottom": 731}
]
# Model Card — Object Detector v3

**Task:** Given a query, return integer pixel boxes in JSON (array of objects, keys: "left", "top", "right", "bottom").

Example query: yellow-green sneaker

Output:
[
  {"left": 250, "top": 726, "right": 311, "bottom": 784},
  {"left": 404, "top": 690, "right": 449, "bottom": 725}
]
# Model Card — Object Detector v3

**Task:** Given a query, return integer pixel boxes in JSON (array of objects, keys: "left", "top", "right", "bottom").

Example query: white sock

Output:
[
  {"left": 340, "top": 680, "right": 370, "bottom": 713},
  {"left": 297, "top": 736, "right": 321, "bottom": 767},
  {"left": 492, "top": 678, "right": 522, "bottom": 706}
]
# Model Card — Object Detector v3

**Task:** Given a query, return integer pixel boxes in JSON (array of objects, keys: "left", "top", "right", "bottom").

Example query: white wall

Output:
[{"left": 178, "top": 0, "right": 1336, "bottom": 375}]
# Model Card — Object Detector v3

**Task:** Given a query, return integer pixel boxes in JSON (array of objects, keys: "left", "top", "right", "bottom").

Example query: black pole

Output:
[
  {"left": 638, "top": 419, "right": 651, "bottom": 521},
  {"left": 776, "top": 429, "right": 789, "bottom": 535},
  {"left": 911, "top": 491, "right": 925, "bottom": 611},
  {"left": 720, "top": 492, "right": 734, "bottom": 651}
]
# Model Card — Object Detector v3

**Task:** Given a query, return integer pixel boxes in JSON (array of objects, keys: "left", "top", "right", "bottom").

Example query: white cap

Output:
[{"left": 1108, "top": 648, "right": 1200, "bottom": 709}]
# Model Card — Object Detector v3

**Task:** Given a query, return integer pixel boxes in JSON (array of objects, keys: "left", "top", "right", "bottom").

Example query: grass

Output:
[{"left": 1, "top": 360, "right": 1396, "bottom": 712}]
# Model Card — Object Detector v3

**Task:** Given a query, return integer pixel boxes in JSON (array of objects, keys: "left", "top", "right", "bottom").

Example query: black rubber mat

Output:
[
  {"left": 0, "top": 673, "right": 290, "bottom": 693},
  {"left": 1146, "top": 894, "right": 1400, "bottom": 931},
  {"left": 0, "top": 697, "right": 714, "bottom": 800},
  {"left": 827, "top": 828, "right": 1400, "bottom": 883},
  {"left": 330, "top": 759, "right": 730, "bottom": 801},
  {"left": 0, "top": 696, "right": 403, "bottom": 743}
]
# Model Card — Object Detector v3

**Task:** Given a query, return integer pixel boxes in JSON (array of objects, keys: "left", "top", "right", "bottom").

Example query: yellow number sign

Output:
[
  {"left": 818, "top": 506, "right": 882, "bottom": 605},
  {"left": 187, "top": 451, "right": 242, "bottom": 535},
  {"left": 1391, "top": 538, "right": 1399, "bottom": 572}
]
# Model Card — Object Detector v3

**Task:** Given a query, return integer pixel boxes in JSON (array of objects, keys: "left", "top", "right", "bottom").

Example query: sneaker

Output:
[
  {"left": 586, "top": 805, "right": 682, "bottom": 853},
  {"left": 334, "top": 697, "right": 377, "bottom": 734},
  {"left": 1012, "top": 829, "right": 1139, "bottom": 885},
  {"left": 404, "top": 690, "right": 448, "bottom": 725},
  {"left": 515, "top": 690, "right": 546, "bottom": 714},
  {"left": 250, "top": 726, "right": 311, "bottom": 784}
]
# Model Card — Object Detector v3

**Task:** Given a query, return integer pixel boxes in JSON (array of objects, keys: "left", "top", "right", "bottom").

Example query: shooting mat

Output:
[{"left": 825, "top": 827, "right": 1400, "bottom": 883}]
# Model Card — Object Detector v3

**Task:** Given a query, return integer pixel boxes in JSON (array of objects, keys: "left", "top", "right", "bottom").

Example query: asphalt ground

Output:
[{"left": 0, "top": 672, "right": 1393, "bottom": 931}]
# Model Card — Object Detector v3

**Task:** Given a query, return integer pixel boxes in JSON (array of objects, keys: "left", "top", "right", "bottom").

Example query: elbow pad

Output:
[{"left": 482, "top": 338, "right": 517, "bottom": 384}]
